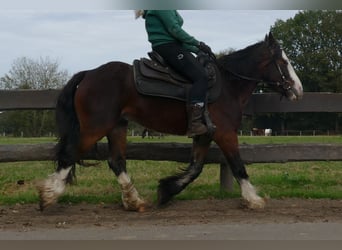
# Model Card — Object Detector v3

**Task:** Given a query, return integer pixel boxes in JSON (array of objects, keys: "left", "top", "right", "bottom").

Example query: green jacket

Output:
[{"left": 143, "top": 10, "right": 200, "bottom": 53}]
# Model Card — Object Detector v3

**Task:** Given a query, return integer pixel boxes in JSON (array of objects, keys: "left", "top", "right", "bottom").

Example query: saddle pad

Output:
[{"left": 133, "top": 59, "right": 221, "bottom": 103}]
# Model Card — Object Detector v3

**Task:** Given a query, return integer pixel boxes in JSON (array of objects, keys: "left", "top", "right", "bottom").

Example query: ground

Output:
[{"left": 1, "top": 198, "right": 341, "bottom": 232}]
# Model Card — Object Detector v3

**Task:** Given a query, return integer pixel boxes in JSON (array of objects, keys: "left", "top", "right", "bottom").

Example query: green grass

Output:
[
  {"left": 0, "top": 137, "right": 57, "bottom": 144},
  {"left": 0, "top": 159, "right": 341, "bottom": 205},
  {"left": 128, "top": 135, "right": 342, "bottom": 144},
  {"left": 1, "top": 135, "right": 342, "bottom": 145},
  {"left": 238, "top": 135, "right": 342, "bottom": 144}
]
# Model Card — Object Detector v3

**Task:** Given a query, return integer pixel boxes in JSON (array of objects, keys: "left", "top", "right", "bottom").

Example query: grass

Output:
[
  {"left": 238, "top": 135, "right": 342, "bottom": 144},
  {"left": 0, "top": 159, "right": 341, "bottom": 205},
  {"left": 0, "top": 137, "right": 57, "bottom": 145},
  {"left": 0, "top": 135, "right": 341, "bottom": 205},
  {"left": 128, "top": 135, "right": 342, "bottom": 144},
  {"left": 1, "top": 135, "right": 342, "bottom": 145}
]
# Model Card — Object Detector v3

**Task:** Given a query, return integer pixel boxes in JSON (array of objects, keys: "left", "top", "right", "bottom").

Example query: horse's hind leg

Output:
[
  {"left": 107, "top": 119, "right": 146, "bottom": 212},
  {"left": 158, "top": 135, "right": 211, "bottom": 205},
  {"left": 37, "top": 130, "right": 103, "bottom": 210}
]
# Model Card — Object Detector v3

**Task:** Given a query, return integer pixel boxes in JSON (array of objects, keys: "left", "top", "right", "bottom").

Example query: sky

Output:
[{"left": 0, "top": 10, "right": 300, "bottom": 77}]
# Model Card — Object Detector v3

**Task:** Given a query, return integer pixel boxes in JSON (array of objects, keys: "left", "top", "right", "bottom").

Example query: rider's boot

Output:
[{"left": 186, "top": 103, "right": 208, "bottom": 137}]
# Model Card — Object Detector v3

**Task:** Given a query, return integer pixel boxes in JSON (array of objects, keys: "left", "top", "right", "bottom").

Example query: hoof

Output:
[
  {"left": 36, "top": 181, "right": 59, "bottom": 211},
  {"left": 157, "top": 176, "right": 182, "bottom": 206},
  {"left": 39, "top": 196, "right": 57, "bottom": 211},
  {"left": 240, "top": 179, "right": 266, "bottom": 210},
  {"left": 243, "top": 197, "right": 266, "bottom": 210},
  {"left": 137, "top": 206, "right": 145, "bottom": 213},
  {"left": 157, "top": 186, "right": 173, "bottom": 206},
  {"left": 35, "top": 168, "right": 71, "bottom": 211},
  {"left": 122, "top": 195, "right": 147, "bottom": 212},
  {"left": 123, "top": 202, "right": 147, "bottom": 212}
]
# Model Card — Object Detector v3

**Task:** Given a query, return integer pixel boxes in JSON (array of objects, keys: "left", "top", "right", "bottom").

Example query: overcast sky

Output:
[{"left": 0, "top": 10, "right": 299, "bottom": 77}]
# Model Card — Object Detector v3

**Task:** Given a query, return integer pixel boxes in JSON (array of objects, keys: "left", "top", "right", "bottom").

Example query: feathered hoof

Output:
[
  {"left": 36, "top": 181, "right": 59, "bottom": 211},
  {"left": 122, "top": 196, "right": 147, "bottom": 212},
  {"left": 242, "top": 197, "right": 267, "bottom": 210},
  {"left": 157, "top": 187, "right": 173, "bottom": 206}
]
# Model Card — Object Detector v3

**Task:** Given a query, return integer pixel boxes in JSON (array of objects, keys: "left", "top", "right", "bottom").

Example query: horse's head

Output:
[{"left": 262, "top": 32, "right": 303, "bottom": 101}]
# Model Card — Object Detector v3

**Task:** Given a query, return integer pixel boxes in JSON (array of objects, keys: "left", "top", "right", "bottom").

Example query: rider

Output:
[{"left": 135, "top": 10, "right": 214, "bottom": 137}]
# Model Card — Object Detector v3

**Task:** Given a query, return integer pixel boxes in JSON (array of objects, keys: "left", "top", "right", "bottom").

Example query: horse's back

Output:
[
  {"left": 73, "top": 61, "right": 134, "bottom": 128},
  {"left": 78, "top": 61, "right": 134, "bottom": 95},
  {"left": 86, "top": 61, "right": 132, "bottom": 80}
]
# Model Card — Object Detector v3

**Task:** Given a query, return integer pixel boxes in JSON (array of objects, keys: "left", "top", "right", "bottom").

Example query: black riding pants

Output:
[{"left": 153, "top": 43, "right": 208, "bottom": 104}]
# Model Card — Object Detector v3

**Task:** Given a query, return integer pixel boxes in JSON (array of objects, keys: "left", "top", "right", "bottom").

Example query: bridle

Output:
[
  {"left": 224, "top": 48, "right": 293, "bottom": 95},
  {"left": 270, "top": 59, "right": 293, "bottom": 92}
]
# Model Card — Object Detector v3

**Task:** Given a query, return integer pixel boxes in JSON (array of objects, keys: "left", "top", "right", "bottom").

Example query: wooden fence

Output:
[
  {"left": 1, "top": 90, "right": 342, "bottom": 113},
  {"left": 1, "top": 90, "right": 342, "bottom": 190}
]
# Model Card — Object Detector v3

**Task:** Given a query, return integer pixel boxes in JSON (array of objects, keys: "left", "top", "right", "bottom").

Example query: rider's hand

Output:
[
  {"left": 198, "top": 42, "right": 212, "bottom": 54},
  {"left": 198, "top": 42, "right": 216, "bottom": 60}
]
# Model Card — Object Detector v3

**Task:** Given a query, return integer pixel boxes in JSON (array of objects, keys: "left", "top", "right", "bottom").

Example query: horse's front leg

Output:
[
  {"left": 107, "top": 120, "right": 146, "bottom": 212},
  {"left": 215, "top": 133, "right": 265, "bottom": 209},
  {"left": 158, "top": 135, "right": 212, "bottom": 205}
]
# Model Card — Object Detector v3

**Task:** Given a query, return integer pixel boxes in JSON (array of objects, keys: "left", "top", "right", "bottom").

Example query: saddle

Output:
[{"left": 133, "top": 51, "right": 221, "bottom": 103}]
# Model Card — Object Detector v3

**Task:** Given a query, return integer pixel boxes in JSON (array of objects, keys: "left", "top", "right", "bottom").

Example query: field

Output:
[
  {"left": 0, "top": 135, "right": 341, "bottom": 205},
  {"left": 1, "top": 135, "right": 342, "bottom": 235},
  {"left": 1, "top": 135, "right": 342, "bottom": 144}
]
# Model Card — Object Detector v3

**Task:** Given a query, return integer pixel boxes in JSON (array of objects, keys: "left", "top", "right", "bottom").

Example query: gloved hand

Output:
[
  {"left": 198, "top": 42, "right": 212, "bottom": 54},
  {"left": 198, "top": 42, "right": 216, "bottom": 61}
]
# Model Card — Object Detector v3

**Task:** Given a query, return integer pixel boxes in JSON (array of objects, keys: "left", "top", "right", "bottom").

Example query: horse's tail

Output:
[{"left": 55, "top": 71, "right": 86, "bottom": 183}]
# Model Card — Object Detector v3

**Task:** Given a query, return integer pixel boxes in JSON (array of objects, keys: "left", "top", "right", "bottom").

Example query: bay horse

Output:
[{"left": 37, "top": 32, "right": 303, "bottom": 211}]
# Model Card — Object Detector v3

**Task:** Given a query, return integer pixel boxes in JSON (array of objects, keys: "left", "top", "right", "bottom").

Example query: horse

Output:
[
  {"left": 252, "top": 128, "right": 265, "bottom": 136},
  {"left": 264, "top": 128, "right": 273, "bottom": 136},
  {"left": 37, "top": 32, "right": 303, "bottom": 211}
]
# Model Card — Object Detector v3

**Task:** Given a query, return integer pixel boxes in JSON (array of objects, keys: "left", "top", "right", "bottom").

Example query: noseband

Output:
[{"left": 269, "top": 59, "right": 292, "bottom": 92}]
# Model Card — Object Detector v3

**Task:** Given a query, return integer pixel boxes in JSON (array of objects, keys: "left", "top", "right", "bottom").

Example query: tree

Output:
[
  {"left": 256, "top": 10, "right": 342, "bottom": 134},
  {"left": 0, "top": 56, "right": 68, "bottom": 90},
  {"left": 271, "top": 10, "right": 341, "bottom": 93},
  {"left": 0, "top": 57, "right": 69, "bottom": 137}
]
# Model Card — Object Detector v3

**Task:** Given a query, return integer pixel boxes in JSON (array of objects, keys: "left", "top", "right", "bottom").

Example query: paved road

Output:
[{"left": 1, "top": 222, "right": 341, "bottom": 240}]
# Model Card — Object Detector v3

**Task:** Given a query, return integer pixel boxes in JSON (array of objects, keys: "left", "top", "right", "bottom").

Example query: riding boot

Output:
[{"left": 186, "top": 103, "right": 208, "bottom": 137}]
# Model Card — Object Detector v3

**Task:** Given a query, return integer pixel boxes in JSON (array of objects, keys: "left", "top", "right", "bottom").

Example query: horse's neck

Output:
[
  {"left": 220, "top": 51, "right": 264, "bottom": 108},
  {"left": 229, "top": 78, "right": 258, "bottom": 108},
  {"left": 217, "top": 42, "right": 270, "bottom": 111},
  {"left": 222, "top": 42, "right": 266, "bottom": 81},
  {"left": 227, "top": 58, "right": 263, "bottom": 80}
]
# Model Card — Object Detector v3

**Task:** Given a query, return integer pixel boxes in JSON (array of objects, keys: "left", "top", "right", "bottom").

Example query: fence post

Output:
[{"left": 220, "top": 163, "right": 234, "bottom": 192}]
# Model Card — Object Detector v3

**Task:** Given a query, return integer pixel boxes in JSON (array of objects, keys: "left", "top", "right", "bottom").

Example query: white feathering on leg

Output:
[
  {"left": 48, "top": 167, "right": 72, "bottom": 195},
  {"left": 240, "top": 179, "right": 265, "bottom": 209},
  {"left": 38, "top": 167, "right": 72, "bottom": 209},
  {"left": 118, "top": 172, "right": 145, "bottom": 211}
]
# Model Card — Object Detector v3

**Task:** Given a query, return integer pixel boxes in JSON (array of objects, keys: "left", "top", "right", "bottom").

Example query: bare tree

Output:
[
  {"left": 0, "top": 56, "right": 69, "bottom": 137},
  {"left": 0, "top": 56, "right": 68, "bottom": 90}
]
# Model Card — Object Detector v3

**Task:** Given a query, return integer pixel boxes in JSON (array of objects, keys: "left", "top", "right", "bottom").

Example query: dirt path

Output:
[{"left": 1, "top": 198, "right": 341, "bottom": 232}]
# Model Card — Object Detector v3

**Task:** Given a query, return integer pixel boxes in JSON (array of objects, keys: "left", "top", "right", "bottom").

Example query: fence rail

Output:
[
  {"left": 1, "top": 142, "right": 342, "bottom": 163},
  {"left": 1, "top": 90, "right": 342, "bottom": 113}
]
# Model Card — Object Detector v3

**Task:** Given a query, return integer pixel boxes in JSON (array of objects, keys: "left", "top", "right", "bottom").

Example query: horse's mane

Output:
[{"left": 217, "top": 40, "right": 266, "bottom": 74}]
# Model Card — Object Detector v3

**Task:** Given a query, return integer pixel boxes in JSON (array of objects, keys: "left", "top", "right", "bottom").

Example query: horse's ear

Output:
[
  {"left": 266, "top": 32, "right": 276, "bottom": 47},
  {"left": 268, "top": 32, "right": 275, "bottom": 41}
]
